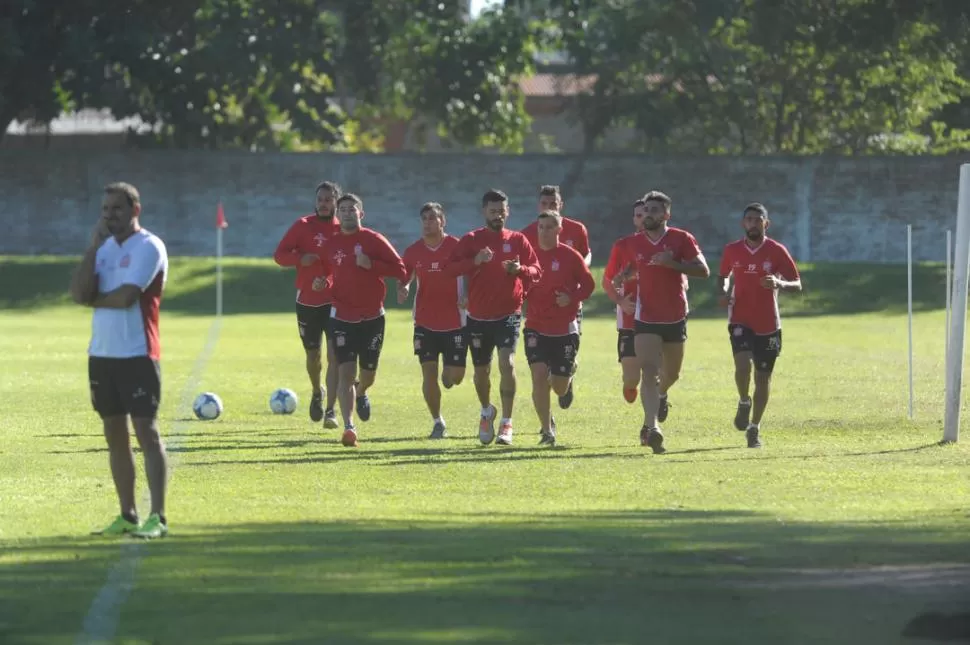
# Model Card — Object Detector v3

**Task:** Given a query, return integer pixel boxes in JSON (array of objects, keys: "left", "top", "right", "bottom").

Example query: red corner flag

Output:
[{"left": 216, "top": 202, "right": 229, "bottom": 229}]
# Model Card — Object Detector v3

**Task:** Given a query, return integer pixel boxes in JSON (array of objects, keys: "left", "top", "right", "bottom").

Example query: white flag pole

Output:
[
  {"left": 944, "top": 165, "right": 970, "bottom": 444},
  {"left": 907, "top": 224, "right": 914, "bottom": 420}
]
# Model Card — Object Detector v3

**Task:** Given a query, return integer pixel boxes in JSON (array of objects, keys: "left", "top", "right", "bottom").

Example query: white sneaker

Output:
[{"left": 478, "top": 404, "right": 497, "bottom": 445}]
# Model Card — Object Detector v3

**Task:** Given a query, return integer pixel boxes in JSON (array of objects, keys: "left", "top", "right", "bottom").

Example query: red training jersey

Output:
[
  {"left": 719, "top": 237, "right": 800, "bottom": 334},
  {"left": 402, "top": 235, "right": 464, "bottom": 331},
  {"left": 629, "top": 227, "right": 703, "bottom": 324},
  {"left": 525, "top": 243, "right": 595, "bottom": 335},
  {"left": 273, "top": 214, "right": 341, "bottom": 306},
  {"left": 603, "top": 233, "right": 640, "bottom": 330},
  {"left": 521, "top": 216, "right": 591, "bottom": 263},
  {"left": 319, "top": 228, "right": 407, "bottom": 323},
  {"left": 445, "top": 227, "right": 541, "bottom": 320}
]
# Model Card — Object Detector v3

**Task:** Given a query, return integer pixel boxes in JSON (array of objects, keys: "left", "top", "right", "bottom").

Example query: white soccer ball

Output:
[
  {"left": 269, "top": 388, "right": 298, "bottom": 415},
  {"left": 193, "top": 392, "right": 223, "bottom": 420}
]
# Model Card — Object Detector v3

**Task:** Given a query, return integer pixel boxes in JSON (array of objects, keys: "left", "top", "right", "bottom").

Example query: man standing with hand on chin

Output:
[{"left": 446, "top": 189, "right": 541, "bottom": 446}]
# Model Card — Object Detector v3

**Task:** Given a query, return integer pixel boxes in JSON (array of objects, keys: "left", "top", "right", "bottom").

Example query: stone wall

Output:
[{"left": 1, "top": 150, "right": 964, "bottom": 262}]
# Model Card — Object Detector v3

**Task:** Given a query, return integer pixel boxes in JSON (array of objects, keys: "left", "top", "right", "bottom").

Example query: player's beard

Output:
[
  {"left": 315, "top": 208, "right": 334, "bottom": 220},
  {"left": 643, "top": 218, "right": 664, "bottom": 232},
  {"left": 746, "top": 229, "right": 764, "bottom": 242},
  {"left": 486, "top": 218, "right": 504, "bottom": 232}
]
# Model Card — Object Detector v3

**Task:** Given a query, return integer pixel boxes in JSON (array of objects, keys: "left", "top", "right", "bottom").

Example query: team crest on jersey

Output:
[
  {"left": 314, "top": 233, "right": 326, "bottom": 247},
  {"left": 430, "top": 261, "right": 440, "bottom": 271},
  {"left": 763, "top": 261, "right": 773, "bottom": 273},
  {"left": 354, "top": 244, "right": 363, "bottom": 255},
  {"left": 333, "top": 250, "right": 346, "bottom": 265},
  {"left": 564, "top": 239, "right": 574, "bottom": 247},
  {"left": 551, "top": 260, "right": 560, "bottom": 271},
  {"left": 503, "top": 243, "right": 511, "bottom": 253},
  {"left": 119, "top": 254, "right": 131, "bottom": 268}
]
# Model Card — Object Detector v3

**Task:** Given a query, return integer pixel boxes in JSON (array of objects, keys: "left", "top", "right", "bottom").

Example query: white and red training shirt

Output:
[{"left": 89, "top": 229, "right": 168, "bottom": 360}]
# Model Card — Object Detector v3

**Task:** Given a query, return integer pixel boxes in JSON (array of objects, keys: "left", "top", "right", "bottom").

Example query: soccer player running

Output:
[
  {"left": 716, "top": 203, "right": 801, "bottom": 448},
  {"left": 524, "top": 210, "right": 595, "bottom": 446},
  {"left": 603, "top": 198, "right": 647, "bottom": 404},
  {"left": 397, "top": 202, "right": 467, "bottom": 439},
  {"left": 521, "top": 185, "right": 591, "bottom": 408},
  {"left": 319, "top": 194, "right": 407, "bottom": 447},
  {"left": 273, "top": 181, "right": 342, "bottom": 429},
  {"left": 446, "top": 189, "right": 541, "bottom": 446},
  {"left": 69, "top": 182, "right": 170, "bottom": 539},
  {"left": 626, "top": 191, "right": 710, "bottom": 453}
]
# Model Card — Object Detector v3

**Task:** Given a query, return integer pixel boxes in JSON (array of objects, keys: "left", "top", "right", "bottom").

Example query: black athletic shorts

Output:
[
  {"left": 331, "top": 316, "right": 385, "bottom": 370},
  {"left": 296, "top": 303, "right": 332, "bottom": 350},
  {"left": 414, "top": 326, "right": 468, "bottom": 367},
  {"left": 617, "top": 329, "right": 636, "bottom": 362},
  {"left": 88, "top": 356, "right": 161, "bottom": 419},
  {"left": 467, "top": 314, "right": 522, "bottom": 367},
  {"left": 729, "top": 324, "right": 782, "bottom": 373},
  {"left": 634, "top": 319, "right": 688, "bottom": 343},
  {"left": 524, "top": 329, "right": 579, "bottom": 376}
]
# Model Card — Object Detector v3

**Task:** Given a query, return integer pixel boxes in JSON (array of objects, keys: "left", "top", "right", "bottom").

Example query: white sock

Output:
[
  {"left": 740, "top": 397, "right": 751, "bottom": 405},
  {"left": 500, "top": 417, "right": 512, "bottom": 427},
  {"left": 481, "top": 406, "right": 491, "bottom": 417},
  {"left": 748, "top": 422, "right": 759, "bottom": 430},
  {"left": 433, "top": 416, "right": 444, "bottom": 425}
]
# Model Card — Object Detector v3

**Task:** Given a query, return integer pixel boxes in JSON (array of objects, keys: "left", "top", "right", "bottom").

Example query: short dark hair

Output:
[
  {"left": 315, "top": 180, "right": 341, "bottom": 197},
  {"left": 104, "top": 182, "right": 140, "bottom": 207},
  {"left": 336, "top": 193, "right": 362, "bottom": 208},
  {"left": 633, "top": 198, "right": 646, "bottom": 208},
  {"left": 538, "top": 185, "right": 562, "bottom": 201},
  {"left": 744, "top": 202, "right": 768, "bottom": 218},
  {"left": 482, "top": 189, "right": 508, "bottom": 207},
  {"left": 643, "top": 190, "right": 671, "bottom": 210},
  {"left": 420, "top": 201, "right": 445, "bottom": 221},
  {"left": 537, "top": 209, "right": 562, "bottom": 224}
]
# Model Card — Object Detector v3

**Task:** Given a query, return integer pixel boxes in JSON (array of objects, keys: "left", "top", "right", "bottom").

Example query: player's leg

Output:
[
  {"left": 634, "top": 328, "right": 666, "bottom": 454},
  {"left": 657, "top": 321, "right": 687, "bottom": 423},
  {"left": 495, "top": 314, "right": 522, "bottom": 445},
  {"left": 468, "top": 318, "right": 498, "bottom": 444},
  {"left": 125, "top": 358, "right": 168, "bottom": 538},
  {"left": 618, "top": 330, "right": 640, "bottom": 403},
  {"left": 354, "top": 316, "right": 385, "bottom": 423},
  {"left": 88, "top": 358, "right": 139, "bottom": 535},
  {"left": 729, "top": 325, "right": 754, "bottom": 431},
  {"left": 296, "top": 304, "right": 326, "bottom": 422},
  {"left": 552, "top": 333, "right": 578, "bottom": 410},
  {"left": 330, "top": 321, "right": 360, "bottom": 445},
  {"left": 526, "top": 332, "right": 554, "bottom": 444},
  {"left": 747, "top": 331, "right": 781, "bottom": 448},
  {"left": 322, "top": 305, "right": 339, "bottom": 427},
  {"left": 441, "top": 328, "right": 467, "bottom": 389}
]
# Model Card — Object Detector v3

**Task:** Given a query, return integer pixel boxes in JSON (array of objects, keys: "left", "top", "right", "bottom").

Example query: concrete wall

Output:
[{"left": 0, "top": 150, "right": 964, "bottom": 263}]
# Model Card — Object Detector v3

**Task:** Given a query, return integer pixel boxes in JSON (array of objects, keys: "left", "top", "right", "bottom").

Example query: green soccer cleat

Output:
[
  {"left": 131, "top": 513, "right": 168, "bottom": 540},
  {"left": 91, "top": 515, "right": 139, "bottom": 536}
]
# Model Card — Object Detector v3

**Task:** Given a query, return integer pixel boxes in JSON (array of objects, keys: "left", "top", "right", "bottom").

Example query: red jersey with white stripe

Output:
[
  {"left": 90, "top": 229, "right": 168, "bottom": 360},
  {"left": 522, "top": 216, "right": 591, "bottom": 263},
  {"left": 402, "top": 235, "right": 464, "bottom": 331},
  {"left": 604, "top": 233, "right": 639, "bottom": 330},
  {"left": 445, "top": 227, "right": 541, "bottom": 320},
  {"left": 525, "top": 243, "right": 596, "bottom": 335},
  {"left": 319, "top": 228, "right": 407, "bottom": 322},
  {"left": 273, "top": 214, "right": 341, "bottom": 306},
  {"left": 629, "top": 227, "right": 703, "bottom": 324},
  {"left": 719, "top": 237, "right": 799, "bottom": 334}
]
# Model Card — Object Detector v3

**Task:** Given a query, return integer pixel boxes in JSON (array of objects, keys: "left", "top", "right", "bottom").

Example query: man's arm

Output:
[
  {"left": 70, "top": 246, "right": 101, "bottom": 306},
  {"left": 368, "top": 235, "right": 408, "bottom": 281},
  {"left": 443, "top": 235, "right": 479, "bottom": 277},
  {"left": 274, "top": 221, "right": 318, "bottom": 268},
  {"left": 92, "top": 285, "right": 142, "bottom": 309},
  {"left": 94, "top": 239, "right": 166, "bottom": 309},
  {"left": 601, "top": 242, "right": 626, "bottom": 305},
  {"left": 574, "top": 259, "right": 596, "bottom": 302}
]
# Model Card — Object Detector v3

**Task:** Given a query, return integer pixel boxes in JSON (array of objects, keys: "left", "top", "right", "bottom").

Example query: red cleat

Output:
[
  {"left": 623, "top": 387, "right": 638, "bottom": 403},
  {"left": 341, "top": 428, "right": 359, "bottom": 447}
]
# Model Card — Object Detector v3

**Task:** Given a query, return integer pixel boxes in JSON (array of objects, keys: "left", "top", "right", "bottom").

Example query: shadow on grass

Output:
[
  {"left": 1, "top": 512, "right": 968, "bottom": 644},
  {"left": 0, "top": 256, "right": 950, "bottom": 318}
]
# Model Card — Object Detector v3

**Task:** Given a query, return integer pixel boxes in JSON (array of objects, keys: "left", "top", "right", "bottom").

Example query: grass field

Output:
[{"left": 0, "top": 256, "right": 968, "bottom": 645}]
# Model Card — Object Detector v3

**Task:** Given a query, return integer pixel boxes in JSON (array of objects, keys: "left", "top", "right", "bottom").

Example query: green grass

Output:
[{"left": 0, "top": 257, "right": 968, "bottom": 645}]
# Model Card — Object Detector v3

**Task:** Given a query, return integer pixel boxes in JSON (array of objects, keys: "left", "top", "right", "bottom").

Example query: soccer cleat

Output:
[
  {"left": 355, "top": 393, "right": 371, "bottom": 422},
  {"left": 478, "top": 404, "right": 497, "bottom": 445},
  {"left": 429, "top": 420, "right": 447, "bottom": 439},
  {"left": 640, "top": 426, "right": 666, "bottom": 454},
  {"left": 623, "top": 387, "right": 638, "bottom": 404},
  {"left": 91, "top": 515, "right": 139, "bottom": 536},
  {"left": 558, "top": 380, "right": 574, "bottom": 409},
  {"left": 538, "top": 416, "right": 557, "bottom": 446},
  {"left": 496, "top": 420, "right": 514, "bottom": 445},
  {"left": 323, "top": 408, "right": 339, "bottom": 429},
  {"left": 734, "top": 399, "right": 752, "bottom": 431},
  {"left": 341, "top": 427, "right": 359, "bottom": 447},
  {"left": 746, "top": 426, "right": 762, "bottom": 448},
  {"left": 658, "top": 395, "right": 670, "bottom": 423},
  {"left": 309, "top": 388, "right": 324, "bottom": 422},
  {"left": 131, "top": 513, "right": 167, "bottom": 540}
]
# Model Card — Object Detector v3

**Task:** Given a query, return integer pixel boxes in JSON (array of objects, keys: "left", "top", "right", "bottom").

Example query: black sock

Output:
[
  {"left": 158, "top": 514, "right": 167, "bottom": 526},
  {"left": 122, "top": 511, "right": 139, "bottom": 525}
]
